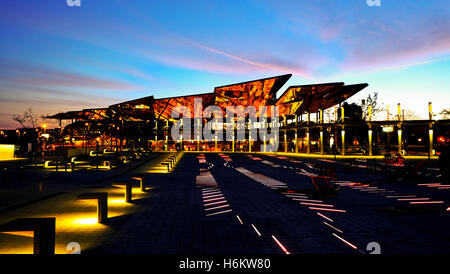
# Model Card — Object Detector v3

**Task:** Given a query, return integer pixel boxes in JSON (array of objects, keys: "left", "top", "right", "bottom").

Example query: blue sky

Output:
[{"left": 0, "top": 0, "right": 449, "bottom": 128}]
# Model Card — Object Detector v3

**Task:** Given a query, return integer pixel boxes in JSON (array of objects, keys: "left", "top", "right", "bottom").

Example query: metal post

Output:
[
  {"left": 320, "top": 131, "right": 324, "bottom": 155},
  {"left": 306, "top": 131, "right": 310, "bottom": 154},
  {"left": 428, "top": 102, "right": 433, "bottom": 120},
  {"left": 232, "top": 135, "right": 235, "bottom": 152},
  {"left": 284, "top": 132, "right": 287, "bottom": 153},
  {"left": 306, "top": 112, "right": 310, "bottom": 154},
  {"left": 341, "top": 107, "right": 345, "bottom": 156},
  {"left": 429, "top": 128, "right": 433, "bottom": 158},
  {"left": 96, "top": 140, "right": 99, "bottom": 170}
]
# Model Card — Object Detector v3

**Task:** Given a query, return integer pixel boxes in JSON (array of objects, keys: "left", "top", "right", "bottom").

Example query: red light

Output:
[{"left": 437, "top": 136, "right": 446, "bottom": 143}]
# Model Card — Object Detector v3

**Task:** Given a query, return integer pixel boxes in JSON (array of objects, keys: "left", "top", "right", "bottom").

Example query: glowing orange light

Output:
[
  {"left": 203, "top": 197, "right": 226, "bottom": 203},
  {"left": 397, "top": 198, "right": 430, "bottom": 201},
  {"left": 251, "top": 224, "right": 262, "bottom": 236},
  {"left": 204, "top": 200, "right": 227, "bottom": 207},
  {"left": 293, "top": 198, "right": 323, "bottom": 203},
  {"left": 205, "top": 204, "right": 230, "bottom": 211},
  {"left": 332, "top": 233, "right": 358, "bottom": 250},
  {"left": 300, "top": 202, "right": 334, "bottom": 207},
  {"left": 308, "top": 207, "right": 346, "bottom": 213},
  {"left": 323, "top": 222, "right": 343, "bottom": 233},
  {"left": 285, "top": 193, "right": 308, "bottom": 197},
  {"left": 202, "top": 188, "right": 219, "bottom": 193},
  {"left": 202, "top": 194, "right": 224, "bottom": 199},
  {"left": 409, "top": 201, "right": 444, "bottom": 204},
  {"left": 272, "top": 235, "right": 290, "bottom": 254},
  {"left": 316, "top": 212, "right": 334, "bottom": 222},
  {"left": 205, "top": 209, "right": 232, "bottom": 216},
  {"left": 202, "top": 191, "right": 221, "bottom": 196},
  {"left": 386, "top": 195, "right": 416, "bottom": 198},
  {"left": 42, "top": 124, "right": 47, "bottom": 129},
  {"left": 418, "top": 183, "right": 441, "bottom": 187},
  {"left": 437, "top": 136, "right": 446, "bottom": 143},
  {"left": 236, "top": 215, "right": 243, "bottom": 224}
]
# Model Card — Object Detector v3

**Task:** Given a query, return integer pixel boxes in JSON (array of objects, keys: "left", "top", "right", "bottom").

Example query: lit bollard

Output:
[
  {"left": 0, "top": 218, "right": 56, "bottom": 254},
  {"left": 112, "top": 181, "right": 134, "bottom": 203},
  {"left": 168, "top": 157, "right": 176, "bottom": 166},
  {"left": 161, "top": 162, "right": 171, "bottom": 172},
  {"left": 131, "top": 177, "right": 146, "bottom": 192},
  {"left": 76, "top": 192, "right": 108, "bottom": 224}
]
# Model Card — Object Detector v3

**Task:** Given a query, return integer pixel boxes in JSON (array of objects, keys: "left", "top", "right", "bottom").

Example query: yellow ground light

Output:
[{"left": 0, "top": 186, "right": 151, "bottom": 254}]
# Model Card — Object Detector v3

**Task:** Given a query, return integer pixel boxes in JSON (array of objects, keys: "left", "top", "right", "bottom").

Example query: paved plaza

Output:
[{"left": 0, "top": 153, "right": 449, "bottom": 254}]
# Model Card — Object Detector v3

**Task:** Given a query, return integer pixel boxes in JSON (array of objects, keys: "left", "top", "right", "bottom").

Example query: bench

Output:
[
  {"left": 310, "top": 175, "right": 339, "bottom": 196},
  {"left": 161, "top": 162, "right": 171, "bottom": 172},
  {"left": 169, "top": 154, "right": 177, "bottom": 161},
  {"left": 131, "top": 177, "right": 146, "bottom": 192},
  {"left": 0, "top": 218, "right": 55, "bottom": 254},
  {"left": 76, "top": 192, "right": 108, "bottom": 223},
  {"left": 167, "top": 157, "right": 176, "bottom": 165},
  {"left": 111, "top": 181, "right": 135, "bottom": 203}
]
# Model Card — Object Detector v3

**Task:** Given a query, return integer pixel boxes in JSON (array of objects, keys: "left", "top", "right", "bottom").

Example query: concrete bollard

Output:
[
  {"left": 77, "top": 192, "right": 108, "bottom": 224},
  {"left": 0, "top": 218, "right": 56, "bottom": 254}
]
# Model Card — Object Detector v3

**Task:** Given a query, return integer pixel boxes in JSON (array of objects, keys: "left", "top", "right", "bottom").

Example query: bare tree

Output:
[
  {"left": 25, "top": 108, "right": 37, "bottom": 128},
  {"left": 403, "top": 109, "right": 420, "bottom": 120},
  {"left": 361, "top": 92, "right": 383, "bottom": 121},
  {"left": 12, "top": 108, "right": 40, "bottom": 128},
  {"left": 12, "top": 113, "right": 27, "bottom": 128},
  {"left": 440, "top": 108, "right": 450, "bottom": 119}
]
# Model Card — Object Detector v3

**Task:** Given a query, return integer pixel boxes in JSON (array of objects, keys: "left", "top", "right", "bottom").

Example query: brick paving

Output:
[{"left": 0, "top": 153, "right": 449, "bottom": 254}]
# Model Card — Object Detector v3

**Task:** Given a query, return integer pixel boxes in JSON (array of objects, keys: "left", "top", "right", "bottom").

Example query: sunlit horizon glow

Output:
[{"left": 0, "top": 0, "right": 449, "bottom": 129}]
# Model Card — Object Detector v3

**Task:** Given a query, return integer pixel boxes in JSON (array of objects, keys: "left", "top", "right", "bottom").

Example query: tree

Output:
[
  {"left": 440, "top": 108, "right": 450, "bottom": 119},
  {"left": 12, "top": 113, "right": 27, "bottom": 128},
  {"left": 402, "top": 109, "right": 420, "bottom": 120},
  {"left": 360, "top": 92, "right": 383, "bottom": 121},
  {"left": 25, "top": 108, "right": 37, "bottom": 128},
  {"left": 340, "top": 102, "right": 363, "bottom": 122},
  {"left": 11, "top": 108, "right": 39, "bottom": 128}
]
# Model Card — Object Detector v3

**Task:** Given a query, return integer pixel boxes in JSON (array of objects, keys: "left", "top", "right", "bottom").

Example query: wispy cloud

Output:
[
  {"left": 341, "top": 18, "right": 450, "bottom": 72},
  {"left": 0, "top": 59, "right": 144, "bottom": 91}
]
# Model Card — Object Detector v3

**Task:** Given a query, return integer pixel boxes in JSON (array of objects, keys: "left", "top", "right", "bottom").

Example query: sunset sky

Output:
[{"left": 0, "top": 0, "right": 449, "bottom": 128}]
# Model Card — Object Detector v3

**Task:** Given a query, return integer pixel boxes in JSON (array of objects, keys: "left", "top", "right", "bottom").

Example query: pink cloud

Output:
[
  {"left": 341, "top": 22, "right": 450, "bottom": 72},
  {"left": 0, "top": 60, "right": 144, "bottom": 91}
]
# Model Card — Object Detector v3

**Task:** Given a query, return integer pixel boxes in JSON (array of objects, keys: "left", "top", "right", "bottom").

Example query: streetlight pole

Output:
[{"left": 96, "top": 137, "right": 100, "bottom": 170}]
